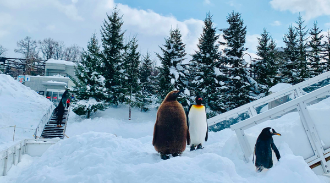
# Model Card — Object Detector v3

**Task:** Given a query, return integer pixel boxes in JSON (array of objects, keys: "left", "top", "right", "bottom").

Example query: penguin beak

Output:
[{"left": 273, "top": 133, "right": 281, "bottom": 136}]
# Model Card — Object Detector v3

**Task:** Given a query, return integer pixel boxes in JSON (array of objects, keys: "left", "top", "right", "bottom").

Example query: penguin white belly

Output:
[{"left": 188, "top": 106, "right": 207, "bottom": 145}]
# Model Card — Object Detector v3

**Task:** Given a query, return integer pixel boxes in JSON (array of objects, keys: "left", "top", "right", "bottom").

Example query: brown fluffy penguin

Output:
[{"left": 153, "top": 90, "right": 190, "bottom": 160}]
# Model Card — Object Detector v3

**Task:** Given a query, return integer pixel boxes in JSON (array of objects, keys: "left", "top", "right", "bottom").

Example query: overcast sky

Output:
[{"left": 1, "top": 0, "right": 330, "bottom": 64}]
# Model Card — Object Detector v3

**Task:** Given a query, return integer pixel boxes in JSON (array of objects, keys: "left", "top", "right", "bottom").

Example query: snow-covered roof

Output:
[
  {"left": 46, "top": 59, "right": 76, "bottom": 66},
  {"left": 43, "top": 80, "right": 67, "bottom": 86}
]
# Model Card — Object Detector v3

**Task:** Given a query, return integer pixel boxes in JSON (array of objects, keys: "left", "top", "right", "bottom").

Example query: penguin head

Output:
[
  {"left": 195, "top": 96, "right": 203, "bottom": 105},
  {"left": 260, "top": 127, "right": 281, "bottom": 138},
  {"left": 164, "top": 90, "right": 183, "bottom": 101}
]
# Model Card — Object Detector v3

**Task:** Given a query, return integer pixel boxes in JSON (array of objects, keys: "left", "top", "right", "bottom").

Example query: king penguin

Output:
[
  {"left": 254, "top": 127, "right": 281, "bottom": 172},
  {"left": 152, "top": 90, "right": 190, "bottom": 160},
  {"left": 187, "top": 96, "right": 208, "bottom": 151}
]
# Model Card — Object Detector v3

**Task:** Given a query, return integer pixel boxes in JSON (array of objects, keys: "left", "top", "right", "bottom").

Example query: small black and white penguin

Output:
[
  {"left": 187, "top": 96, "right": 208, "bottom": 151},
  {"left": 254, "top": 127, "right": 281, "bottom": 172}
]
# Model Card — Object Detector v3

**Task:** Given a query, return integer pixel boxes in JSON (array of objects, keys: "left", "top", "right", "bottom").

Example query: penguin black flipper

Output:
[
  {"left": 271, "top": 140, "right": 281, "bottom": 160},
  {"left": 205, "top": 107, "right": 208, "bottom": 141},
  {"left": 186, "top": 104, "right": 193, "bottom": 128},
  {"left": 187, "top": 128, "right": 190, "bottom": 145},
  {"left": 205, "top": 125, "right": 208, "bottom": 141}
]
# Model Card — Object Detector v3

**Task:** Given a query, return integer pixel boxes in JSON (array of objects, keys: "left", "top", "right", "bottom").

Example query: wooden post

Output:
[{"left": 13, "top": 125, "right": 16, "bottom": 141}]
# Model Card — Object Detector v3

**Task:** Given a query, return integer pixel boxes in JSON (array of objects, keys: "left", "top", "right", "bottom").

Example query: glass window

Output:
[
  {"left": 52, "top": 92, "right": 59, "bottom": 102},
  {"left": 46, "top": 91, "right": 52, "bottom": 100}
]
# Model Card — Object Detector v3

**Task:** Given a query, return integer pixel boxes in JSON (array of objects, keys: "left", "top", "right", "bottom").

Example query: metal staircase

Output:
[
  {"left": 40, "top": 108, "right": 69, "bottom": 139},
  {"left": 208, "top": 71, "right": 330, "bottom": 175}
]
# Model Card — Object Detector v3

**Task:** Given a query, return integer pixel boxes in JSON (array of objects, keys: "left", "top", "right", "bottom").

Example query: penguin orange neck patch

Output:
[{"left": 193, "top": 105, "right": 204, "bottom": 109}]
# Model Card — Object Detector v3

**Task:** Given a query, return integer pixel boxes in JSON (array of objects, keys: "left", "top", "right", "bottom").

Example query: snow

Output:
[
  {"left": 46, "top": 59, "right": 76, "bottom": 66},
  {"left": 1, "top": 74, "right": 330, "bottom": 182},
  {"left": 45, "top": 80, "right": 67, "bottom": 85},
  {"left": 0, "top": 74, "right": 52, "bottom": 150},
  {"left": 269, "top": 83, "right": 293, "bottom": 93}
]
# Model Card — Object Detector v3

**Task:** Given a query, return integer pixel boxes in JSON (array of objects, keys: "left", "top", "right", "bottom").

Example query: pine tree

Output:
[
  {"left": 189, "top": 13, "right": 220, "bottom": 111},
  {"left": 322, "top": 30, "right": 330, "bottom": 72},
  {"left": 100, "top": 7, "right": 126, "bottom": 105},
  {"left": 72, "top": 34, "right": 106, "bottom": 118},
  {"left": 136, "top": 52, "right": 154, "bottom": 111},
  {"left": 295, "top": 13, "right": 310, "bottom": 80},
  {"left": 220, "top": 11, "right": 255, "bottom": 110},
  {"left": 308, "top": 21, "right": 324, "bottom": 77},
  {"left": 122, "top": 37, "right": 141, "bottom": 107},
  {"left": 282, "top": 25, "right": 299, "bottom": 84},
  {"left": 156, "top": 28, "right": 188, "bottom": 102},
  {"left": 254, "top": 29, "right": 279, "bottom": 88}
]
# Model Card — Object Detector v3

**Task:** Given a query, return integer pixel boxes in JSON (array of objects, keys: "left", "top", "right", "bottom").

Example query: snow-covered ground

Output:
[
  {"left": 0, "top": 74, "right": 52, "bottom": 150},
  {"left": 0, "top": 104, "right": 327, "bottom": 182},
  {"left": 1, "top": 77, "right": 330, "bottom": 182}
]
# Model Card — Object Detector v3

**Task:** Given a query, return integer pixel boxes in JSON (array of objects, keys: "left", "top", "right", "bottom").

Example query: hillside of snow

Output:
[
  {"left": 0, "top": 74, "right": 53, "bottom": 150},
  {"left": 0, "top": 102, "right": 326, "bottom": 183}
]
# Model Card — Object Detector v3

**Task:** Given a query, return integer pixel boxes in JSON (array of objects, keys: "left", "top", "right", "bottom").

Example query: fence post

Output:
[
  {"left": 235, "top": 128, "right": 252, "bottom": 162},
  {"left": 18, "top": 142, "right": 22, "bottom": 163},
  {"left": 297, "top": 102, "right": 330, "bottom": 174},
  {"left": 13, "top": 146, "right": 16, "bottom": 165},
  {"left": 3, "top": 150, "right": 8, "bottom": 176}
]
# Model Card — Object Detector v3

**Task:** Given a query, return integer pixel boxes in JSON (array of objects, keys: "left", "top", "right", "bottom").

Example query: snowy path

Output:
[{"left": 1, "top": 106, "right": 327, "bottom": 183}]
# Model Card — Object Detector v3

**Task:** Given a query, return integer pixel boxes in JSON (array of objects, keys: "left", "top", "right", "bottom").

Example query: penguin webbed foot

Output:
[
  {"left": 197, "top": 144, "right": 203, "bottom": 150},
  {"left": 160, "top": 153, "right": 170, "bottom": 160},
  {"left": 190, "top": 145, "right": 196, "bottom": 151},
  {"left": 172, "top": 153, "right": 180, "bottom": 157},
  {"left": 256, "top": 166, "right": 264, "bottom": 172}
]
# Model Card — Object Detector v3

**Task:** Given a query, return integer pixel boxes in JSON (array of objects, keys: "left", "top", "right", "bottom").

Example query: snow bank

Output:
[
  {"left": 269, "top": 83, "right": 292, "bottom": 93},
  {"left": 11, "top": 105, "right": 329, "bottom": 183},
  {"left": 0, "top": 74, "right": 52, "bottom": 150}
]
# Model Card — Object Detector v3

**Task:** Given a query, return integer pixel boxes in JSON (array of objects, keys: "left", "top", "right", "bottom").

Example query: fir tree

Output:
[
  {"left": 254, "top": 29, "right": 279, "bottom": 88},
  {"left": 322, "top": 30, "right": 330, "bottom": 72},
  {"left": 295, "top": 13, "right": 310, "bottom": 80},
  {"left": 308, "top": 21, "right": 324, "bottom": 77},
  {"left": 189, "top": 13, "right": 220, "bottom": 111},
  {"left": 220, "top": 11, "right": 256, "bottom": 110},
  {"left": 136, "top": 52, "right": 154, "bottom": 111},
  {"left": 156, "top": 28, "right": 188, "bottom": 102},
  {"left": 122, "top": 37, "right": 141, "bottom": 107},
  {"left": 72, "top": 34, "right": 106, "bottom": 118},
  {"left": 282, "top": 25, "right": 299, "bottom": 84},
  {"left": 100, "top": 7, "right": 126, "bottom": 105}
]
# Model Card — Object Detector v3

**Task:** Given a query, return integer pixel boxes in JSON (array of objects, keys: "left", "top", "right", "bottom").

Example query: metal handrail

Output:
[{"left": 208, "top": 71, "right": 330, "bottom": 127}]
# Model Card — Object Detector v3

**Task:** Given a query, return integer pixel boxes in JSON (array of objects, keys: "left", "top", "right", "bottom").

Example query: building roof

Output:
[{"left": 46, "top": 59, "right": 76, "bottom": 66}]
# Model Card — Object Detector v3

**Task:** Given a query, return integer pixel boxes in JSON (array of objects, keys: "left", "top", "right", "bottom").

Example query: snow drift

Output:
[
  {"left": 11, "top": 105, "right": 330, "bottom": 183},
  {"left": 0, "top": 74, "right": 52, "bottom": 149}
]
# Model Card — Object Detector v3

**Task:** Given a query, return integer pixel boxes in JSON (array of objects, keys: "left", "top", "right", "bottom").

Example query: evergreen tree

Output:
[
  {"left": 308, "top": 21, "right": 324, "bottom": 77},
  {"left": 282, "top": 25, "right": 299, "bottom": 84},
  {"left": 189, "top": 13, "right": 220, "bottom": 111},
  {"left": 72, "top": 34, "right": 106, "bottom": 118},
  {"left": 295, "top": 13, "right": 310, "bottom": 80},
  {"left": 254, "top": 29, "right": 278, "bottom": 88},
  {"left": 156, "top": 28, "right": 188, "bottom": 102},
  {"left": 136, "top": 52, "right": 154, "bottom": 111},
  {"left": 122, "top": 37, "right": 141, "bottom": 107},
  {"left": 322, "top": 30, "right": 330, "bottom": 72},
  {"left": 220, "top": 11, "right": 256, "bottom": 110},
  {"left": 100, "top": 7, "right": 126, "bottom": 105}
]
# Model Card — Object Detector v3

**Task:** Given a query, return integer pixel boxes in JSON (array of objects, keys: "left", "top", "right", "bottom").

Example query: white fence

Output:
[
  {"left": 0, "top": 139, "right": 59, "bottom": 176},
  {"left": 34, "top": 104, "right": 54, "bottom": 139},
  {"left": 208, "top": 71, "right": 330, "bottom": 175}
]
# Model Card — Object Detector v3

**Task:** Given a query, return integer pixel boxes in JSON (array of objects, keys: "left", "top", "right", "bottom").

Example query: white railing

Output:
[
  {"left": 0, "top": 139, "right": 59, "bottom": 176},
  {"left": 230, "top": 83, "right": 330, "bottom": 175},
  {"left": 208, "top": 71, "right": 330, "bottom": 128},
  {"left": 34, "top": 104, "right": 54, "bottom": 139}
]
